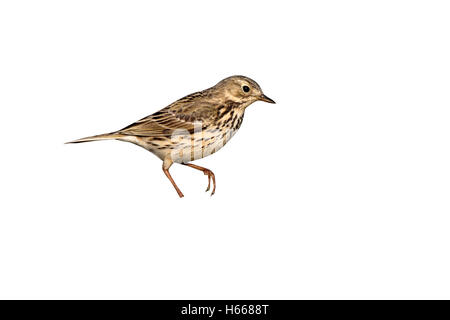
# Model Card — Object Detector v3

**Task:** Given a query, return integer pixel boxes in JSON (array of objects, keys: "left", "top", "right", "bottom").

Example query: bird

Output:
[{"left": 66, "top": 75, "right": 275, "bottom": 197}]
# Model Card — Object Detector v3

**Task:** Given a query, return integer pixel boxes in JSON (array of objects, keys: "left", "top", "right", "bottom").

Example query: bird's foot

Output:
[
  {"left": 176, "top": 189, "right": 185, "bottom": 198},
  {"left": 203, "top": 169, "right": 216, "bottom": 196}
]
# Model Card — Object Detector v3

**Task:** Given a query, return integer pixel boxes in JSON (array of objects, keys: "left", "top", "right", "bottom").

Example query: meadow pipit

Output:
[{"left": 66, "top": 75, "right": 275, "bottom": 197}]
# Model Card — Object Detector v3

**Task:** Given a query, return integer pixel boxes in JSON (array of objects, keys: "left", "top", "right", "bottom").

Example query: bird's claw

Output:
[{"left": 203, "top": 170, "right": 215, "bottom": 196}]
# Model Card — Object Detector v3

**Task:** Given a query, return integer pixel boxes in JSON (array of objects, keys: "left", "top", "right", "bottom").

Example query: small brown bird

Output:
[{"left": 66, "top": 75, "right": 275, "bottom": 197}]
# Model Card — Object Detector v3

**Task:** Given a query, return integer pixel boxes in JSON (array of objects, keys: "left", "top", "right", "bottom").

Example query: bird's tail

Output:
[{"left": 65, "top": 132, "right": 123, "bottom": 144}]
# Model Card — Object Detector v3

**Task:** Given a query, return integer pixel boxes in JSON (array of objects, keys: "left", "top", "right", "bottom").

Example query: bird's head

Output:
[{"left": 214, "top": 75, "right": 275, "bottom": 106}]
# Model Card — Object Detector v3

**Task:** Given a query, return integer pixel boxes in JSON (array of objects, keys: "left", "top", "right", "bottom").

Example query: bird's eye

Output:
[{"left": 242, "top": 85, "right": 250, "bottom": 93}]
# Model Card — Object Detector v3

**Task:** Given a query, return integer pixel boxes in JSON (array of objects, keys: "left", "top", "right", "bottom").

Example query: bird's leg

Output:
[
  {"left": 183, "top": 163, "right": 216, "bottom": 195},
  {"left": 162, "top": 160, "right": 184, "bottom": 198}
]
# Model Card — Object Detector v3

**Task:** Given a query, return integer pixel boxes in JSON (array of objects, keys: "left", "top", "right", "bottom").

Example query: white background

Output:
[{"left": 1, "top": 1, "right": 449, "bottom": 299}]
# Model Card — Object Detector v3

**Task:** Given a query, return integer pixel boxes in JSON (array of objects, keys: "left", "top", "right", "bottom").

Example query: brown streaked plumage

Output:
[{"left": 66, "top": 75, "right": 275, "bottom": 197}]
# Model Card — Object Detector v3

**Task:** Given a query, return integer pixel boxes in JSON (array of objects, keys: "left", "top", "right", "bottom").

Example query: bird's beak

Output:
[{"left": 259, "top": 94, "right": 276, "bottom": 104}]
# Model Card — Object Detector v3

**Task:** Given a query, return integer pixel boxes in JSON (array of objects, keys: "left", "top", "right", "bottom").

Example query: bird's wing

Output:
[{"left": 117, "top": 92, "right": 219, "bottom": 137}]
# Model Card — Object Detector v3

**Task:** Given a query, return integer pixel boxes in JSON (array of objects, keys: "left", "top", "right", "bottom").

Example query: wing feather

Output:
[{"left": 117, "top": 91, "right": 219, "bottom": 137}]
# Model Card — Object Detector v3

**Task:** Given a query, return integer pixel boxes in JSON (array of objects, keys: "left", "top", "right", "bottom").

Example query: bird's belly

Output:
[{"left": 168, "top": 127, "right": 239, "bottom": 163}]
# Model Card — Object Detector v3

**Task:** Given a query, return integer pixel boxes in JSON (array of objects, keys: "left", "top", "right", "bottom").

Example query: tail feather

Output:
[{"left": 65, "top": 132, "right": 123, "bottom": 144}]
